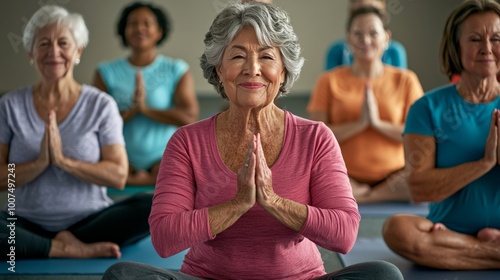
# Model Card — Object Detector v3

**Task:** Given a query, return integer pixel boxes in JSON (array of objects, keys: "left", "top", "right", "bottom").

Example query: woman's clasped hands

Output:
[
  {"left": 484, "top": 108, "right": 500, "bottom": 167},
  {"left": 38, "top": 110, "right": 66, "bottom": 169},
  {"left": 233, "top": 133, "right": 280, "bottom": 212}
]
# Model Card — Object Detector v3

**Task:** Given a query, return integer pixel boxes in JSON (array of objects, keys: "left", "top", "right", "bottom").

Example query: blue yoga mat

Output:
[
  {"left": 107, "top": 185, "right": 155, "bottom": 196},
  {"left": 0, "top": 236, "right": 187, "bottom": 275},
  {"left": 357, "top": 202, "right": 429, "bottom": 217},
  {"left": 340, "top": 237, "right": 500, "bottom": 280}
]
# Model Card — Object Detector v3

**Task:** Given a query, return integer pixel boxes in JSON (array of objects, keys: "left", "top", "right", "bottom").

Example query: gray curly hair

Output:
[{"left": 200, "top": 2, "right": 304, "bottom": 99}]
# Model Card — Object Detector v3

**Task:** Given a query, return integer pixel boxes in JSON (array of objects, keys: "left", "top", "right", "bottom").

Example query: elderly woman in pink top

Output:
[{"left": 103, "top": 2, "right": 402, "bottom": 280}]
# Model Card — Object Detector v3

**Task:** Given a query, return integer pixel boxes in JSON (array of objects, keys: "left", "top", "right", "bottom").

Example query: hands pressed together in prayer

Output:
[
  {"left": 484, "top": 109, "right": 500, "bottom": 167},
  {"left": 233, "top": 133, "right": 280, "bottom": 212},
  {"left": 120, "top": 71, "right": 148, "bottom": 120},
  {"left": 133, "top": 71, "right": 148, "bottom": 113},
  {"left": 360, "top": 83, "right": 381, "bottom": 129},
  {"left": 38, "top": 110, "right": 66, "bottom": 169}
]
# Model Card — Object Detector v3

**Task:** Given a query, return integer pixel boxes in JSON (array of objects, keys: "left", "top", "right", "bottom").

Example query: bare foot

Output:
[
  {"left": 49, "top": 231, "right": 121, "bottom": 259},
  {"left": 477, "top": 228, "right": 500, "bottom": 243},
  {"left": 430, "top": 223, "right": 447, "bottom": 232}
]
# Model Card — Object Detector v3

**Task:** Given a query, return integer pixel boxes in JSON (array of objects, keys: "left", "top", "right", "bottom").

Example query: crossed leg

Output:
[{"left": 382, "top": 214, "right": 500, "bottom": 270}]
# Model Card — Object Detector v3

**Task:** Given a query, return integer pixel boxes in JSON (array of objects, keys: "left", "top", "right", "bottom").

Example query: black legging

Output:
[{"left": 0, "top": 193, "right": 152, "bottom": 259}]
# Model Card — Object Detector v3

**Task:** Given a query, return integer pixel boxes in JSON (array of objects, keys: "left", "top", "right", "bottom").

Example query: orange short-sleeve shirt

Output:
[{"left": 307, "top": 66, "right": 424, "bottom": 183}]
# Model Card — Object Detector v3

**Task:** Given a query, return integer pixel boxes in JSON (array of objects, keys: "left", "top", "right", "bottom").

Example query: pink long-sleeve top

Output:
[{"left": 149, "top": 111, "right": 360, "bottom": 280}]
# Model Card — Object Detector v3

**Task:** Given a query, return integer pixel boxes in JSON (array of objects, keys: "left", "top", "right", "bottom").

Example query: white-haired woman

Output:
[
  {"left": 0, "top": 5, "right": 152, "bottom": 259},
  {"left": 103, "top": 2, "right": 403, "bottom": 279}
]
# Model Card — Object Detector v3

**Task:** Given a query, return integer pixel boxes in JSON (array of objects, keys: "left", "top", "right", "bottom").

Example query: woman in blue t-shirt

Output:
[
  {"left": 383, "top": 0, "right": 500, "bottom": 270},
  {"left": 94, "top": 2, "right": 199, "bottom": 187}
]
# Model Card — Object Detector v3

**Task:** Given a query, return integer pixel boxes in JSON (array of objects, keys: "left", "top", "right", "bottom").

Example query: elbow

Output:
[
  {"left": 332, "top": 212, "right": 360, "bottom": 254},
  {"left": 337, "top": 228, "right": 358, "bottom": 254},
  {"left": 111, "top": 165, "right": 127, "bottom": 190},
  {"left": 407, "top": 178, "right": 428, "bottom": 203},
  {"left": 150, "top": 220, "right": 177, "bottom": 258},
  {"left": 108, "top": 179, "right": 126, "bottom": 190},
  {"left": 151, "top": 234, "right": 173, "bottom": 258},
  {"left": 342, "top": 224, "right": 360, "bottom": 254},
  {"left": 338, "top": 238, "right": 356, "bottom": 255}
]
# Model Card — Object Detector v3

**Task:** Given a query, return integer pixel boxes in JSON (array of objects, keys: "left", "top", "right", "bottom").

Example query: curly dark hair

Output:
[{"left": 116, "top": 2, "right": 171, "bottom": 47}]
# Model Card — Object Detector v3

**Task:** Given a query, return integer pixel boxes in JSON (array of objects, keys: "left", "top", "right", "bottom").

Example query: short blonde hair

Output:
[
  {"left": 23, "top": 5, "right": 88, "bottom": 52},
  {"left": 440, "top": 0, "right": 500, "bottom": 80}
]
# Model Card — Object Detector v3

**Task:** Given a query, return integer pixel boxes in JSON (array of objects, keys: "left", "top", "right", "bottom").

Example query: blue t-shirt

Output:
[
  {"left": 98, "top": 55, "right": 189, "bottom": 170},
  {"left": 404, "top": 84, "right": 500, "bottom": 235},
  {"left": 324, "top": 39, "right": 407, "bottom": 70},
  {"left": 0, "top": 85, "right": 123, "bottom": 231}
]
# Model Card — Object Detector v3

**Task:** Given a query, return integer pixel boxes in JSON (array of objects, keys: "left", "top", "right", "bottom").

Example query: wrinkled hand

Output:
[
  {"left": 134, "top": 71, "right": 147, "bottom": 112},
  {"left": 254, "top": 133, "right": 279, "bottom": 208},
  {"left": 234, "top": 136, "right": 257, "bottom": 210},
  {"left": 47, "top": 110, "right": 65, "bottom": 166},
  {"left": 484, "top": 109, "right": 498, "bottom": 168},
  {"left": 37, "top": 123, "right": 50, "bottom": 168}
]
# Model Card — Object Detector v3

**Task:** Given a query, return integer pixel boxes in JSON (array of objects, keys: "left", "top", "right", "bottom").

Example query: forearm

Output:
[
  {"left": 373, "top": 121, "right": 404, "bottom": 142},
  {"left": 56, "top": 158, "right": 127, "bottom": 190},
  {"left": 329, "top": 122, "right": 367, "bottom": 143},
  {"left": 408, "top": 159, "right": 493, "bottom": 203},
  {"left": 262, "top": 197, "right": 307, "bottom": 232},
  {"left": 208, "top": 199, "right": 251, "bottom": 235},
  {"left": 0, "top": 161, "right": 47, "bottom": 190},
  {"left": 140, "top": 107, "right": 198, "bottom": 126},
  {"left": 120, "top": 107, "right": 138, "bottom": 122}
]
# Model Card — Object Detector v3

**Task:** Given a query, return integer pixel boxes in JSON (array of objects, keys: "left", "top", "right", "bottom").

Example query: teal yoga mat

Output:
[{"left": 0, "top": 236, "right": 187, "bottom": 275}]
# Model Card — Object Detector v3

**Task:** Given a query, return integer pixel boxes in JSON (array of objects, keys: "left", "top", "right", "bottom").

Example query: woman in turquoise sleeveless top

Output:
[{"left": 94, "top": 2, "right": 199, "bottom": 187}]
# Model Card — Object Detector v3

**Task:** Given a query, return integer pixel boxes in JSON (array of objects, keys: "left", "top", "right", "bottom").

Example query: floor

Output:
[{"left": 2, "top": 215, "right": 387, "bottom": 280}]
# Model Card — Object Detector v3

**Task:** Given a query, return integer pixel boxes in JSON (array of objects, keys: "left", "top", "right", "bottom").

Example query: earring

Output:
[
  {"left": 30, "top": 59, "right": 33, "bottom": 65},
  {"left": 75, "top": 58, "right": 80, "bottom": 65},
  {"left": 384, "top": 43, "right": 389, "bottom": 51}
]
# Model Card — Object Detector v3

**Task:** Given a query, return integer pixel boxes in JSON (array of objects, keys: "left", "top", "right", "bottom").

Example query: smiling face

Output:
[
  {"left": 459, "top": 12, "right": 500, "bottom": 78},
  {"left": 125, "top": 7, "right": 162, "bottom": 50},
  {"left": 217, "top": 26, "right": 286, "bottom": 109},
  {"left": 347, "top": 13, "right": 389, "bottom": 64},
  {"left": 30, "top": 23, "right": 82, "bottom": 82}
]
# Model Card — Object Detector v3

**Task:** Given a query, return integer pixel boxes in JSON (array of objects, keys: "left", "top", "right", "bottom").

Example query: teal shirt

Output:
[
  {"left": 98, "top": 55, "right": 189, "bottom": 170},
  {"left": 404, "top": 84, "right": 500, "bottom": 235},
  {"left": 325, "top": 39, "right": 407, "bottom": 70}
]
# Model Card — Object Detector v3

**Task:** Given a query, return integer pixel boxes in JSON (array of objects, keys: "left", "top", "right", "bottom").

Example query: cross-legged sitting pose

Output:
[
  {"left": 383, "top": 0, "right": 500, "bottom": 270},
  {"left": 0, "top": 5, "right": 152, "bottom": 260},
  {"left": 102, "top": 2, "right": 403, "bottom": 279}
]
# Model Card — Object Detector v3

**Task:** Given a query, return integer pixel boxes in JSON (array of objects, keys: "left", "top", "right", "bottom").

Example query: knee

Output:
[
  {"left": 382, "top": 215, "right": 406, "bottom": 239},
  {"left": 365, "top": 260, "right": 403, "bottom": 280},
  {"left": 382, "top": 215, "right": 412, "bottom": 251},
  {"left": 102, "top": 262, "right": 137, "bottom": 280}
]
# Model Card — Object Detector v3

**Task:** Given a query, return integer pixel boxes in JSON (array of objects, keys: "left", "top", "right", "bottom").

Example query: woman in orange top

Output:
[{"left": 307, "top": 6, "right": 423, "bottom": 203}]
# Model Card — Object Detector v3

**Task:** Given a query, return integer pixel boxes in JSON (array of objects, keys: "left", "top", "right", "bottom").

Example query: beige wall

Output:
[{"left": 0, "top": 0, "right": 461, "bottom": 96}]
